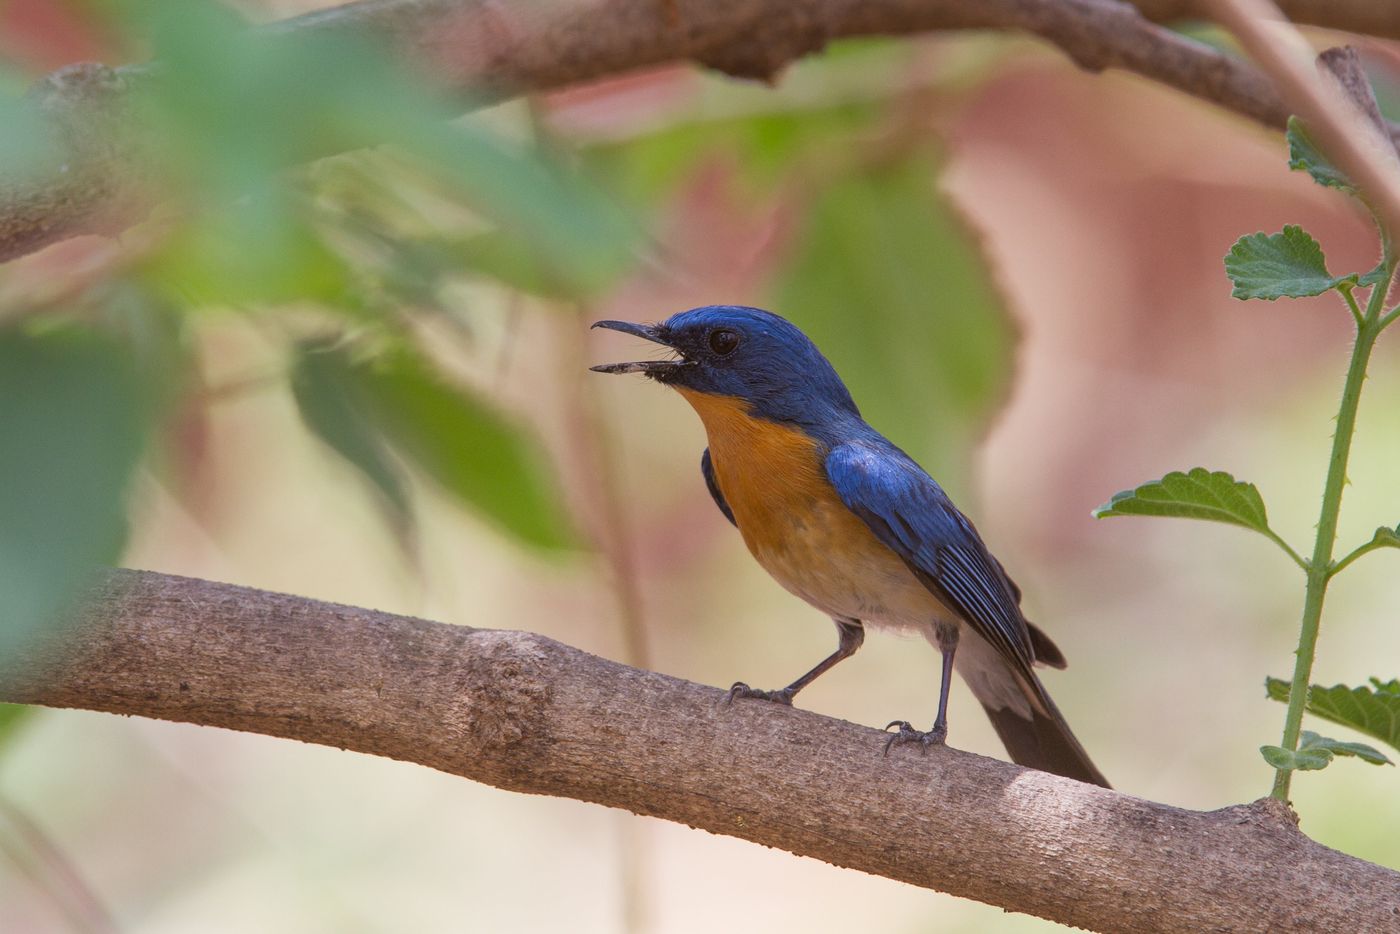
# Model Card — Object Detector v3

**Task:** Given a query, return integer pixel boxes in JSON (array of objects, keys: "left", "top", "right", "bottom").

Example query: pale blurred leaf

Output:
[
  {"left": 291, "top": 340, "right": 413, "bottom": 538},
  {"left": 0, "top": 329, "right": 149, "bottom": 660},
  {"left": 771, "top": 156, "right": 1013, "bottom": 493},
  {"left": 450, "top": 230, "right": 578, "bottom": 301},
  {"left": 350, "top": 344, "right": 574, "bottom": 550}
]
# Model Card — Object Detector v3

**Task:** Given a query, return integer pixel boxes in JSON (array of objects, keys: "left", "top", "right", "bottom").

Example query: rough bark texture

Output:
[
  {"left": 3, "top": 569, "right": 1398, "bottom": 933},
  {"left": 2, "top": 0, "right": 1399, "bottom": 265}
]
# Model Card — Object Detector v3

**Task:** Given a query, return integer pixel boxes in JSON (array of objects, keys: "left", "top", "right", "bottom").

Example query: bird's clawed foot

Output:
[
  {"left": 725, "top": 682, "right": 795, "bottom": 706},
  {"left": 882, "top": 720, "right": 947, "bottom": 757}
]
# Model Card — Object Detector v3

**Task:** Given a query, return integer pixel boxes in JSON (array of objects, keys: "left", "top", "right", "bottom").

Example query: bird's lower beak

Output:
[{"left": 590, "top": 320, "right": 688, "bottom": 378}]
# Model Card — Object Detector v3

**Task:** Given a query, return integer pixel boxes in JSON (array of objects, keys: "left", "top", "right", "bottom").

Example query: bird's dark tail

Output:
[
  {"left": 979, "top": 689, "right": 1109, "bottom": 788},
  {"left": 958, "top": 627, "right": 1110, "bottom": 787}
]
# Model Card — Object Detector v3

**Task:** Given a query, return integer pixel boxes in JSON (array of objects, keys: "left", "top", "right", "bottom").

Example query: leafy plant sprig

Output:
[{"left": 1095, "top": 117, "right": 1400, "bottom": 801}]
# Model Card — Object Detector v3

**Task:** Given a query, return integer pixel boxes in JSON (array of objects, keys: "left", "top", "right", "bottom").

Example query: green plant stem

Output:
[
  {"left": 1271, "top": 280, "right": 1389, "bottom": 800},
  {"left": 1262, "top": 529, "right": 1309, "bottom": 571},
  {"left": 1340, "top": 286, "right": 1364, "bottom": 328},
  {"left": 1329, "top": 536, "right": 1391, "bottom": 577}
]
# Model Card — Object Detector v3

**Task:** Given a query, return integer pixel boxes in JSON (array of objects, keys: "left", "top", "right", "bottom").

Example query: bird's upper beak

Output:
[{"left": 589, "top": 320, "right": 690, "bottom": 378}]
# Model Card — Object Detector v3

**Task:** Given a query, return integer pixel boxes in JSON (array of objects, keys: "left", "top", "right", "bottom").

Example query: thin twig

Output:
[
  {"left": 0, "top": 795, "right": 118, "bottom": 934},
  {"left": 1208, "top": 3, "right": 1400, "bottom": 237}
]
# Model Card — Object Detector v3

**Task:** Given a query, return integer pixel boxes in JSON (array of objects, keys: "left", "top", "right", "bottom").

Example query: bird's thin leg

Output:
[
  {"left": 885, "top": 622, "right": 959, "bottom": 755},
  {"left": 728, "top": 618, "right": 864, "bottom": 706}
]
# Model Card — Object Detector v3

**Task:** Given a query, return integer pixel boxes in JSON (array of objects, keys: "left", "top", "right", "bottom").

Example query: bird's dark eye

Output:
[{"left": 708, "top": 328, "right": 740, "bottom": 356}]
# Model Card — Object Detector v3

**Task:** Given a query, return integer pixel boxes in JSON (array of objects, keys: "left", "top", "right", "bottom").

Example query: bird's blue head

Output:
[{"left": 591, "top": 305, "right": 859, "bottom": 427}]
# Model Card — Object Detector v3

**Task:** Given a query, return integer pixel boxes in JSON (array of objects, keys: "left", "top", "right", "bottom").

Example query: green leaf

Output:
[
  {"left": 1224, "top": 226, "right": 1354, "bottom": 301},
  {"left": 351, "top": 344, "right": 574, "bottom": 550},
  {"left": 1299, "top": 731, "right": 1392, "bottom": 766},
  {"left": 0, "top": 328, "right": 150, "bottom": 663},
  {"left": 1261, "top": 731, "right": 1392, "bottom": 772},
  {"left": 1260, "top": 744, "right": 1333, "bottom": 771},
  {"left": 291, "top": 341, "right": 413, "bottom": 538},
  {"left": 1266, "top": 677, "right": 1400, "bottom": 754},
  {"left": 1286, "top": 116, "right": 1354, "bottom": 193},
  {"left": 1092, "top": 468, "right": 1271, "bottom": 533},
  {"left": 770, "top": 152, "right": 1014, "bottom": 498}
]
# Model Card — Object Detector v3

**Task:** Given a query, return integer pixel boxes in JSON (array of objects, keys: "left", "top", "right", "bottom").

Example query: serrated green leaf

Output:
[
  {"left": 1286, "top": 116, "right": 1354, "bottom": 193},
  {"left": 0, "top": 328, "right": 150, "bottom": 665},
  {"left": 1265, "top": 677, "right": 1400, "bottom": 754},
  {"left": 1093, "top": 468, "right": 1271, "bottom": 534},
  {"left": 351, "top": 345, "right": 575, "bottom": 550},
  {"left": 1224, "top": 227, "right": 1354, "bottom": 301},
  {"left": 291, "top": 341, "right": 413, "bottom": 540},
  {"left": 1299, "top": 730, "right": 1392, "bottom": 766}
]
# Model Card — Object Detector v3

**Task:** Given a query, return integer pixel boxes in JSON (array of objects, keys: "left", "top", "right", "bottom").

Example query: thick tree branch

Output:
[
  {"left": 2, "top": 569, "right": 1397, "bottom": 933},
  {"left": 2, "top": 0, "right": 1399, "bottom": 265}
]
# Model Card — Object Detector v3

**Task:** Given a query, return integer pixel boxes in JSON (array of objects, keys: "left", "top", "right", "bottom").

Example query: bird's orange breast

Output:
[
  {"left": 676, "top": 388, "right": 830, "bottom": 540},
  {"left": 676, "top": 388, "right": 949, "bottom": 626}
]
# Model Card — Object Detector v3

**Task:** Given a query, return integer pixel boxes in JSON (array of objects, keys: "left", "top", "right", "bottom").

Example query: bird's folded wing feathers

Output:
[
  {"left": 701, "top": 447, "right": 736, "bottom": 527},
  {"left": 825, "top": 442, "right": 1035, "bottom": 669}
]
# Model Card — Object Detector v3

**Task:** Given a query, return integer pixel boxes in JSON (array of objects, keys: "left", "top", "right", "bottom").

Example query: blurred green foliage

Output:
[
  {"left": 293, "top": 339, "right": 573, "bottom": 550},
  {"left": 773, "top": 158, "right": 1012, "bottom": 489},
  {"left": 0, "top": 0, "right": 635, "bottom": 660},
  {"left": 0, "top": 3, "right": 1016, "bottom": 718},
  {"left": 0, "top": 329, "right": 151, "bottom": 662}
]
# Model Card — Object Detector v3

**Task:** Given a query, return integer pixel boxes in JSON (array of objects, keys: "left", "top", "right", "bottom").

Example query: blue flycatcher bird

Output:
[{"left": 592, "top": 305, "right": 1108, "bottom": 787}]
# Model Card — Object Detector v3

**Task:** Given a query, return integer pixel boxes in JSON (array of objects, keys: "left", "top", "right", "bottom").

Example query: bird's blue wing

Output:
[
  {"left": 701, "top": 448, "right": 736, "bottom": 526},
  {"left": 826, "top": 442, "right": 1035, "bottom": 668}
]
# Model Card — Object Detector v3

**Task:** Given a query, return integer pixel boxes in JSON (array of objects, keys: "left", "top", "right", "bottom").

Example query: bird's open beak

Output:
[{"left": 589, "top": 320, "right": 689, "bottom": 378}]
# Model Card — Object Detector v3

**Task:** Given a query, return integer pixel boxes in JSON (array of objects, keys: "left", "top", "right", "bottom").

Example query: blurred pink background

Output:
[{"left": 2, "top": 3, "right": 1398, "bottom": 931}]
